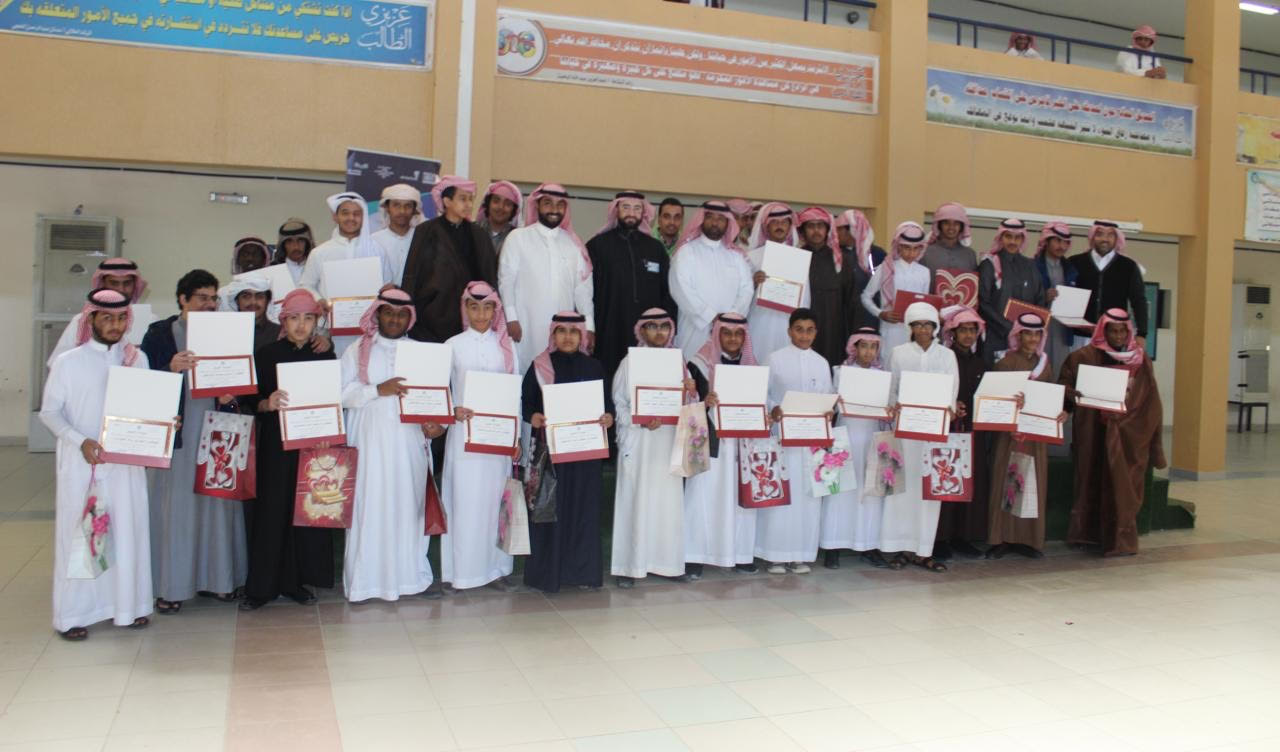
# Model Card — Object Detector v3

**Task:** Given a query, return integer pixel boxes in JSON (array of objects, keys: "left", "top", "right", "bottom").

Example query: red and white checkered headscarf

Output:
[
  {"left": 525, "top": 183, "right": 592, "bottom": 280},
  {"left": 1007, "top": 311, "right": 1048, "bottom": 377},
  {"left": 835, "top": 209, "right": 875, "bottom": 274},
  {"left": 1087, "top": 220, "right": 1127, "bottom": 254},
  {"left": 276, "top": 289, "right": 325, "bottom": 339},
  {"left": 596, "top": 191, "right": 656, "bottom": 237},
  {"left": 877, "top": 221, "right": 927, "bottom": 304},
  {"left": 429, "top": 176, "right": 478, "bottom": 217},
  {"left": 90, "top": 258, "right": 147, "bottom": 302},
  {"left": 692, "top": 312, "right": 756, "bottom": 390},
  {"left": 796, "top": 206, "right": 842, "bottom": 273},
  {"left": 356, "top": 289, "right": 417, "bottom": 385},
  {"left": 677, "top": 200, "right": 742, "bottom": 256},
  {"left": 941, "top": 305, "right": 986, "bottom": 352},
  {"left": 843, "top": 327, "right": 882, "bottom": 369},
  {"left": 1036, "top": 221, "right": 1072, "bottom": 257},
  {"left": 1090, "top": 307, "right": 1142, "bottom": 370},
  {"left": 748, "top": 201, "right": 797, "bottom": 249},
  {"left": 480, "top": 180, "right": 523, "bottom": 225},
  {"left": 533, "top": 311, "right": 590, "bottom": 386},
  {"left": 460, "top": 281, "right": 516, "bottom": 375},
  {"left": 928, "top": 202, "right": 972, "bottom": 246},
  {"left": 76, "top": 288, "right": 141, "bottom": 366},
  {"left": 981, "top": 218, "right": 1028, "bottom": 289}
]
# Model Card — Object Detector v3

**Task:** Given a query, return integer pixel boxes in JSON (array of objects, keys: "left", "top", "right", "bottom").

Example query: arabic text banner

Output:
[
  {"left": 926, "top": 68, "right": 1195, "bottom": 157},
  {"left": 495, "top": 9, "right": 877, "bottom": 115},
  {"left": 0, "top": 0, "right": 434, "bottom": 68},
  {"left": 1245, "top": 169, "right": 1280, "bottom": 243}
]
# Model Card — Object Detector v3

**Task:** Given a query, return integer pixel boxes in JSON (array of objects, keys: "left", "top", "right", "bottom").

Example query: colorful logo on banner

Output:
[
  {"left": 1237, "top": 113, "right": 1280, "bottom": 168},
  {"left": 925, "top": 68, "right": 1195, "bottom": 157},
  {"left": 0, "top": 0, "right": 434, "bottom": 68},
  {"left": 496, "top": 9, "right": 878, "bottom": 115},
  {"left": 345, "top": 147, "right": 441, "bottom": 220},
  {"left": 1245, "top": 169, "right": 1280, "bottom": 243}
]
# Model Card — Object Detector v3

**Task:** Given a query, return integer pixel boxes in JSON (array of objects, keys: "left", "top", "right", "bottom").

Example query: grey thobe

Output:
[
  {"left": 922, "top": 242, "right": 978, "bottom": 294},
  {"left": 148, "top": 318, "right": 249, "bottom": 601},
  {"left": 978, "top": 251, "right": 1045, "bottom": 361}
]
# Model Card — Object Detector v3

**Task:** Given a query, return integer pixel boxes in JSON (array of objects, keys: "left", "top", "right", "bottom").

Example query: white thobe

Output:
[
  {"left": 610, "top": 353, "right": 685, "bottom": 579},
  {"left": 48, "top": 309, "right": 150, "bottom": 368},
  {"left": 440, "top": 327, "right": 518, "bottom": 589},
  {"left": 880, "top": 341, "right": 959, "bottom": 557},
  {"left": 373, "top": 227, "right": 414, "bottom": 288},
  {"left": 1116, "top": 48, "right": 1160, "bottom": 76},
  {"left": 40, "top": 341, "right": 153, "bottom": 631},
  {"left": 670, "top": 237, "right": 754, "bottom": 360},
  {"left": 498, "top": 223, "right": 595, "bottom": 369},
  {"left": 684, "top": 364, "right": 756, "bottom": 567},
  {"left": 1006, "top": 47, "right": 1043, "bottom": 59},
  {"left": 861, "top": 259, "right": 931, "bottom": 356},
  {"left": 284, "top": 258, "right": 306, "bottom": 285},
  {"left": 754, "top": 345, "right": 831, "bottom": 563},
  {"left": 340, "top": 335, "right": 434, "bottom": 601},
  {"left": 748, "top": 277, "right": 812, "bottom": 370},
  {"left": 821, "top": 364, "right": 887, "bottom": 551},
  {"left": 299, "top": 229, "right": 356, "bottom": 298}
]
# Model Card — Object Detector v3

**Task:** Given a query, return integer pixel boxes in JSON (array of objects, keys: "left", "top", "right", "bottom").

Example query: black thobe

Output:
[
  {"left": 244, "top": 338, "right": 336, "bottom": 602},
  {"left": 253, "top": 318, "right": 281, "bottom": 351},
  {"left": 1066, "top": 252, "right": 1148, "bottom": 336},
  {"left": 807, "top": 245, "right": 860, "bottom": 368},
  {"left": 521, "top": 351, "right": 613, "bottom": 593},
  {"left": 587, "top": 227, "right": 677, "bottom": 390},
  {"left": 401, "top": 217, "right": 499, "bottom": 343},
  {"left": 933, "top": 346, "right": 990, "bottom": 548},
  {"left": 978, "top": 251, "right": 1045, "bottom": 362}
]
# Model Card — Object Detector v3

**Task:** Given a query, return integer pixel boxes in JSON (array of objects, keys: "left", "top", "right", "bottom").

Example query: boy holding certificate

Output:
[
  {"left": 883, "top": 302, "right": 959, "bottom": 573},
  {"left": 861, "top": 222, "right": 932, "bottom": 354},
  {"left": 933, "top": 306, "right": 990, "bottom": 560},
  {"left": 685, "top": 313, "right": 762, "bottom": 576},
  {"left": 1058, "top": 309, "right": 1165, "bottom": 556},
  {"left": 757, "top": 309, "right": 833, "bottom": 574},
  {"left": 441, "top": 282, "right": 521, "bottom": 591},
  {"left": 987, "top": 313, "right": 1063, "bottom": 558},
  {"left": 522, "top": 312, "right": 614, "bottom": 592},
  {"left": 241, "top": 290, "right": 337, "bottom": 610},
  {"left": 612, "top": 309, "right": 693, "bottom": 588},
  {"left": 41, "top": 289, "right": 156, "bottom": 640},
  {"left": 340, "top": 289, "right": 445, "bottom": 602}
]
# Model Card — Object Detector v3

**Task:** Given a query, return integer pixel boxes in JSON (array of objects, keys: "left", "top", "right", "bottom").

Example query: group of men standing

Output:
[{"left": 40, "top": 180, "right": 1164, "bottom": 640}]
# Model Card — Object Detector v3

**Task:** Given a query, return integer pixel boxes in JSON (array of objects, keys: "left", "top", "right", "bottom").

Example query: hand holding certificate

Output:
[
  {"left": 835, "top": 366, "right": 891, "bottom": 419},
  {"left": 779, "top": 391, "right": 837, "bottom": 447},
  {"left": 1075, "top": 364, "right": 1129, "bottom": 412},
  {"left": 1015, "top": 380, "right": 1066, "bottom": 443},
  {"left": 543, "top": 380, "right": 609, "bottom": 463},
  {"left": 755, "top": 242, "right": 811, "bottom": 313},
  {"left": 394, "top": 341, "right": 454, "bottom": 424},
  {"left": 461, "top": 370, "right": 522, "bottom": 457},
  {"left": 972, "top": 371, "right": 1030, "bottom": 431},
  {"left": 628, "top": 347, "right": 684, "bottom": 425},
  {"left": 277, "top": 360, "right": 345, "bottom": 449},
  {"left": 187, "top": 311, "right": 257, "bottom": 398},
  {"left": 712, "top": 364, "right": 770, "bottom": 438},
  {"left": 323, "top": 257, "right": 383, "bottom": 335},
  {"left": 100, "top": 366, "right": 182, "bottom": 468},
  {"left": 894, "top": 371, "right": 954, "bottom": 441},
  {"left": 1050, "top": 285, "right": 1093, "bottom": 330}
]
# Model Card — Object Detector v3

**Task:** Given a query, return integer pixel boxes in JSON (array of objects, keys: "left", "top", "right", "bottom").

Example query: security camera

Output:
[{"left": 847, "top": 11, "right": 860, "bottom": 24}]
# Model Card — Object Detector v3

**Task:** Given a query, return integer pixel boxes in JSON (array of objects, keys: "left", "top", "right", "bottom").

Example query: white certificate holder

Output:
[
  {"left": 187, "top": 311, "right": 257, "bottom": 398},
  {"left": 894, "top": 371, "right": 953, "bottom": 441},
  {"left": 713, "top": 364, "right": 770, "bottom": 438},
  {"left": 628, "top": 347, "right": 684, "bottom": 425},
  {"left": 1051, "top": 285, "right": 1094, "bottom": 330},
  {"left": 462, "top": 370, "right": 522, "bottom": 457},
  {"left": 836, "top": 366, "right": 892, "bottom": 419},
  {"left": 394, "top": 341, "right": 454, "bottom": 425},
  {"left": 542, "top": 380, "right": 609, "bottom": 463},
  {"left": 277, "top": 360, "right": 345, "bottom": 450},
  {"left": 1015, "top": 380, "right": 1066, "bottom": 444},
  {"left": 1075, "top": 363, "right": 1129, "bottom": 413},
  {"left": 99, "top": 366, "right": 182, "bottom": 468},
  {"left": 323, "top": 257, "right": 383, "bottom": 335},
  {"left": 972, "top": 370, "right": 1030, "bottom": 432},
  {"left": 125, "top": 304, "right": 156, "bottom": 346},
  {"left": 779, "top": 391, "right": 837, "bottom": 448},
  {"left": 754, "top": 241, "right": 811, "bottom": 313}
]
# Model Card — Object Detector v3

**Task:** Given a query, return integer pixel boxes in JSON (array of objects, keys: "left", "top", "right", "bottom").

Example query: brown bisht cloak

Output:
[{"left": 987, "top": 350, "right": 1051, "bottom": 551}]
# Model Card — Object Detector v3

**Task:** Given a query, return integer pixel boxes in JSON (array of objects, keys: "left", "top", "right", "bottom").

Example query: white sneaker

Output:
[
  {"left": 767, "top": 563, "right": 787, "bottom": 575},
  {"left": 789, "top": 562, "right": 812, "bottom": 574}
]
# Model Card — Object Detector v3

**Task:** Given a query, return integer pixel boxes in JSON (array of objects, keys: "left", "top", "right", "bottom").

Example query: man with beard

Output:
[
  {"left": 478, "top": 180, "right": 523, "bottom": 256},
  {"left": 653, "top": 197, "right": 684, "bottom": 256},
  {"left": 41, "top": 289, "right": 155, "bottom": 640},
  {"left": 271, "top": 218, "right": 315, "bottom": 285},
  {"left": 669, "top": 200, "right": 754, "bottom": 359},
  {"left": 372, "top": 183, "right": 425, "bottom": 287},
  {"left": 588, "top": 190, "right": 677, "bottom": 388},
  {"left": 400, "top": 175, "right": 499, "bottom": 343},
  {"left": 498, "top": 182, "right": 596, "bottom": 368},
  {"left": 231, "top": 237, "right": 270, "bottom": 276},
  {"left": 48, "top": 258, "right": 148, "bottom": 366},
  {"left": 1067, "top": 220, "right": 1148, "bottom": 349}
]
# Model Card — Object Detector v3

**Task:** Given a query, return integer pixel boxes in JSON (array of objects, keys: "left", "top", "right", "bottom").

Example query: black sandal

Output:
[
  {"left": 911, "top": 555, "right": 948, "bottom": 573},
  {"left": 128, "top": 616, "right": 150, "bottom": 629},
  {"left": 155, "top": 598, "right": 182, "bottom": 614},
  {"left": 860, "top": 550, "right": 891, "bottom": 568},
  {"left": 197, "top": 590, "right": 238, "bottom": 603},
  {"left": 59, "top": 626, "right": 88, "bottom": 641},
  {"left": 886, "top": 553, "right": 909, "bottom": 570}
]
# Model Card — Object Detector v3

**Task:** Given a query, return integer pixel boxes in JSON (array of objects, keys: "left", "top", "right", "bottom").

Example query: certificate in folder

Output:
[
  {"left": 627, "top": 347, "right": 684, "bottom": 425},
  {"left": 1015, "top": 380, "right": 1065, "bottom": 444},
  {"left": 1075, "top": 364, "right": 1129, "bottom": 413},
  {"left": 323, "top": 257, "right": 383, "bottom": 335},
  {"left": 712, "top": 365, "right": 770, "bottom": 438},
  {"left": 1050, "top": 286, "right": 1094, "bottom": 330},
  {"left": 891, "top": 290, "right": 944, "bottom": 317},
  {"left": 754, "top": 242, "right": 811, "bottom": 313},
  {"left": 394, "top": 341, "right": 454, "bottom": 424},
  {"left": 972, "top": 370, "right": 1030, "bottom": 432},
  {"left": 894, "top": 371, "right": 953, "bottom": 442},
  {"left": 277, "top": 360, "right": 345, "bottom": 450},
  {"left": 542, "top": 380, "right": 609, "bottom": 463},
  {"left": 187, "top": 311, "right": 257, "bottom": 398},
  {"left": 99, "top": 366, "right": 182, "bottom": 468},
  {"left": 835, "top": 366, "right": 891, "bottom": 419},
  {"left": 779, "top": 391, "right": 837, "bottom": 448},
  {"left": 462, "top": 370, "right": 522, "bottom": 457}
]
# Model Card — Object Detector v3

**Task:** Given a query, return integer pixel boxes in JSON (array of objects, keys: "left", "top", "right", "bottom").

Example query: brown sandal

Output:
[
  {"left": 59, "top": 626, "right": 88, "bottom": 641},
  {"left": 911, "top": 555, "right": 948, "bottom": 573}
]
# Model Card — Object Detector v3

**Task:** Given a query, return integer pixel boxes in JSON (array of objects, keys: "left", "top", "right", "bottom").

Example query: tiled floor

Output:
[{"left": 1, "top": 431, "right": 1278, "bottom": 751}]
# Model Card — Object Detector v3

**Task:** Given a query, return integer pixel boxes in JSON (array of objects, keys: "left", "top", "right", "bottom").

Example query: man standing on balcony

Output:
[{"left": 1116, "top": 25, "right": 1166, "bottom": 79}]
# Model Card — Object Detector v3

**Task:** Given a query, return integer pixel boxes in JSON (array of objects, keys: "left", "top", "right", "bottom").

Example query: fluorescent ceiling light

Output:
[{"left": 1241, "top": 3, "right": 1279, "bottom": 15}]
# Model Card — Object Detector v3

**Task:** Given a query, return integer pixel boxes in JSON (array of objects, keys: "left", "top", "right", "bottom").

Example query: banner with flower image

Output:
[{"left": 805, "top": 435, "right": 856, "bottom": 497}]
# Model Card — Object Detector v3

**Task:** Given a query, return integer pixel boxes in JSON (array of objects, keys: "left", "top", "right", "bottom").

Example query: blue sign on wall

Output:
[{"left": 0, "top": 0, "right": 433, "bottom": 68}]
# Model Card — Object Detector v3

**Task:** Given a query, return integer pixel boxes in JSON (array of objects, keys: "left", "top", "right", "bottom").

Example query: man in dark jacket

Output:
[
  {"left": 794, "top": 207, "right": 859, "bottom": 368},
  {"left": 1067, "top": 220, "right": 1148, "bottom": 348}
]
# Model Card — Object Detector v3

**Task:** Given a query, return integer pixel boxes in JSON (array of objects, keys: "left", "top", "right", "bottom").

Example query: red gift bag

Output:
[
  {"left": 921, "top": 433, "right": 974, "bottom": 502},
  {"left": 293, "top": 446, "right": 357, "bottom": 528},
  {"left": 424, "top": 469, "right": 447, "bottom": 535},
  {"left": 194, "top": 412, "right": 256, "bottom": 501},
  {"left": 737, "top": 437, "right": 791, "bottom": 509}
]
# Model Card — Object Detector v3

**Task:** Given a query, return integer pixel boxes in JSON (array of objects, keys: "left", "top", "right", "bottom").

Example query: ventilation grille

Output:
[{"left": 49, "top": 222, "right": 108, "bottom": 252}]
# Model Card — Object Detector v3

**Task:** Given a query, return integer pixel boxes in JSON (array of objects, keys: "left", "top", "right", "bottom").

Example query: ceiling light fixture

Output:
[{"left": 1240, "top": 2, "right": 1279, "bottom": 15}]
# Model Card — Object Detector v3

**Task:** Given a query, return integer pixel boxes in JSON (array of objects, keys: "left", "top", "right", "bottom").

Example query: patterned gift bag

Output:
[
  {"left": 194, "top": 411, "right": 256, "bottom": 501},
  {"left": 1003, "top": 451, "right": 1039, "bottom": 519},
  {"left": 864, "top": 431, "right": 906, "bottom": 497},
  {"left": 669, "top": 401, "right": 711, "bottom": 478},
  {"left": 67, "top": 468, "right": 111, "bottom": 579},
  {"left": 921, "top": 433, "right": 974, "bottom": 502},
  {"left": 737, "top": 437, "right": 791, "bottom": 509},
  {"left": 498, "top": 476, "right": 531, "bottom": 555},
  {"left": 292, "top": 446, "right": 357, "bottom": 528},
  {"left": 804, "top": 434, "right": 857, "bottom": 497}
]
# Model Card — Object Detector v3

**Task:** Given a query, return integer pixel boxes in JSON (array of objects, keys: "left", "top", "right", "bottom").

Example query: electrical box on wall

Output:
[{"left": 1230, "top": 283, "right": 1272, "bottom": 403}]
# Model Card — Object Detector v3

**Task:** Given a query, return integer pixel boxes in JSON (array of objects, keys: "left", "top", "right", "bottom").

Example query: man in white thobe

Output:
[
  {"left": 340, "top": 289, "right": 444, "bottom": 602},
  {"left": 498, "top": 182, "right": 595, "bottom": 369},
  {"left": 48, "top": 258, "right": 148, "bottom": 367},
  {"left": 41, "top": 289, "right": 154, "bottom": 638},
  {"left": 755, "top": 309, "right": 833, "bottom": 574},
  {"left": 372, "top": 183, "right": 424, "bottom": 287},
  {"left": 300, "top": 191, "right": 384, "bottom": 355},
  {"left": 669, "top": 200, "right": 754, "bottom": 360}
]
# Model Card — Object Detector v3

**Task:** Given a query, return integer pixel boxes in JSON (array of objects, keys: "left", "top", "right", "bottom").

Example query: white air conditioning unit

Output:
[
  {"left": 29, "top": 215, "right": 124, "bottom": 452},
  {"left": 1230, "top": 283, "right": 1271, "bottom": 403}
]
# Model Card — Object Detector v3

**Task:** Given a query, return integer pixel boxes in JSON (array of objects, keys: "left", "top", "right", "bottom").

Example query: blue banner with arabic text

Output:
[{"left": 0, "top": 0, "right": 433, "bottom": 68}]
